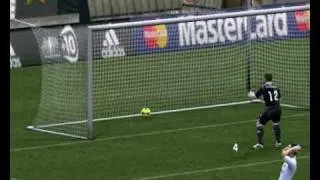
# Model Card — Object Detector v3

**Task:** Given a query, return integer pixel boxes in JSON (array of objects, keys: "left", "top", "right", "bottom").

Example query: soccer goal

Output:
[{"left": 27, "top": 4, "right": 310, "bottom": 140}]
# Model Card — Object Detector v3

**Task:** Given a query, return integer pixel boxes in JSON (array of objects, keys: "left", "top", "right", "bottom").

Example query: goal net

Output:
[
  {"left": 29, "top": 4, "right": 309, "bottom": 140},
  {"left": 28, "top": 26, "right": 91, "bottom": 139}
]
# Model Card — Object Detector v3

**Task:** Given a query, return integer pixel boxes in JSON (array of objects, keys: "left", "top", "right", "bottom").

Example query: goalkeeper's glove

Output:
[{"left": 248, "top": 91, "right": 256, "bottom": 99}]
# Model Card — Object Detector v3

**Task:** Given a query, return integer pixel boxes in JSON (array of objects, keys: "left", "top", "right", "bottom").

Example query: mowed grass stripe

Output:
[
  {"left": 134, "top": 156, "right": 310, "bottom": 180},
  {"left": 11, "top": 113, "right": 308, "bottom": 152}
]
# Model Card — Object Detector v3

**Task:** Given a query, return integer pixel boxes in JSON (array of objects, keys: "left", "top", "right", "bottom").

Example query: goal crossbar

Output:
[{"left": 89, "top": 4, "right": 309, "bottom": 30}]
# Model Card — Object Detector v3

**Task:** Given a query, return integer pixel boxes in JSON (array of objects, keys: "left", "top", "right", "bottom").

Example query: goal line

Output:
[{"left": 27, "top": 99, "right": 300, "bottom": 129}]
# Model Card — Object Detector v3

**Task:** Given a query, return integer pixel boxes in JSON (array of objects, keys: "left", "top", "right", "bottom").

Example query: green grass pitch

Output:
[{"left": 11, "top": 38, "right": 309, "bottom": 179}]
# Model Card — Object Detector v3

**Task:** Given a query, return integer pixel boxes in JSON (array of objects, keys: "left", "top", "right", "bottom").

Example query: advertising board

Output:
[
  {"left": 10, "top": 25, "right": 87, "bottom": 67},
  {"left": 10, "top": 7, "right": 309, "bottom": 68},
  {"left": 134, "top": 10, "right": 309, "bottom": 55},
  {"left": 10, "top": 24, "right": 134, "bottom": 67}
]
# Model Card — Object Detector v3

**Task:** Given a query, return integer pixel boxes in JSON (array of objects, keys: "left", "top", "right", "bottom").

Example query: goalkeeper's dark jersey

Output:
[{"left": 255, "top": 81, "right": 281, "bottom": 107}]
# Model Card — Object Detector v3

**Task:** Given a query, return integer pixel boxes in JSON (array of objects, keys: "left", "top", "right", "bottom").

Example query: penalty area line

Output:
[
  {"left": 134, "top": 156, "right": 310, "bottom": 180},
  {"left": 11, "top": 113, "right": 308, "bottom": 152}
]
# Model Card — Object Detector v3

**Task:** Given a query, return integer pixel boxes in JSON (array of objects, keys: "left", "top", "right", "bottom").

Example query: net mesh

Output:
[
  {"left": 32, "top": 27, "right": 89, "bottom": 139},
  {"left": 91, "top": 9, "right": 309, "bottom": 121},
  {"left": 250, "top": 10, "right": 309, "bottom": 108},
  {"left": 30, "top": 6, "right": 309, "bottom": 139},
  {"left": 91, "top": 25, "right": 249, "bottom": 120}
]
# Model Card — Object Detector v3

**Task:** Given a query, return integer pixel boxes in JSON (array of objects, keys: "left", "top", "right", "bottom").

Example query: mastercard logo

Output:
[
  {"left": 295, "top": 10, "right": 310, "bottom": 32},
  {"left": 144, "top": 25, "right": 168, "bottom": 49}
]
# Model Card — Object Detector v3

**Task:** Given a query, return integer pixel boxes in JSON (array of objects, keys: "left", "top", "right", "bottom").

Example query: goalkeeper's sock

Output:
[
  {"left": 257, "top": 126, "right": 264, "bottom": 145},
  {"left": 273, "top": 124, "right": 281, "bottom": 143}
]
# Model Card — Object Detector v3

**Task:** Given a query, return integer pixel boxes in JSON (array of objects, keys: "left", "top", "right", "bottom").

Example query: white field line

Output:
[
  {"left": 33, "top": 101, "right": 255, "bottom": 128},
  {"left": 31, "top": 100, "right": 299, "bottom": 129},
  {"left": 11, "top": 113, "right": 308, "bottom": 152},
  {"left": 134, "top": 156, "right": 310, "bottom": 180}
]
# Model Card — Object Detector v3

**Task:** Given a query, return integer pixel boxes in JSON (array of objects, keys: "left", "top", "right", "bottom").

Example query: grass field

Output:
[
  {"left": 11, "top": 37, "right": 309, "bottom": 179},
  {"left": 28, "top": 38, "right": 309, "bottom": 139},
  {"left": 11, "top": 67, "right": 309, "bottom": 180}
]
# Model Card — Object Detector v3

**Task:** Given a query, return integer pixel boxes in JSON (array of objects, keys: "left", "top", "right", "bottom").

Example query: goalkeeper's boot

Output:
[
  {"left": 275, "top": 142, "right": 282, "bottom": 148},
  {"left": 252, "top": 143, "right": 264, "bottom": 150}
]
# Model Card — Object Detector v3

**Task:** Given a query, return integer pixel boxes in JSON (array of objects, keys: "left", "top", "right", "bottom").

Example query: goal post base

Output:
[{"left": 26, "top": 125, "right": 89, "bottom": 140}]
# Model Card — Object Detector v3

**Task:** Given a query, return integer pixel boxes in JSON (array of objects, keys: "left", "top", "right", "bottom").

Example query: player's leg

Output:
[
  {"left": 253, "top": 112, "right": 268, "bottom": 149},
  {"left": 271, "top": 107, "right": 282, "bottom": 147}
]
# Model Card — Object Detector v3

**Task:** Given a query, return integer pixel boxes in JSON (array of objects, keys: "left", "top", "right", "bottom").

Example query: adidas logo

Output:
[{"left": 102, "top": 30, "right": 126, "bottom": 58}]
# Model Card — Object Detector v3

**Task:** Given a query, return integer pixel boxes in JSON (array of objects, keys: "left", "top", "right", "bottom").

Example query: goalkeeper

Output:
[{"left": 248, "top": 73, "right": 282, "bottom": 150}]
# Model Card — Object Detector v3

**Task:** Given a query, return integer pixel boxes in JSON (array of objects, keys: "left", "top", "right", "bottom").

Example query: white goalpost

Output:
[{"left": 27, "top": 4, "right": 309, "bottom": 140}]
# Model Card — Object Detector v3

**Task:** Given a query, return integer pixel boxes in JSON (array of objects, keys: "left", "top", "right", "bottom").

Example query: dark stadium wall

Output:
[
  {"left": 15, "top": 0, "right": 58, "bottom": 18},
  {"left": 57, "top": 0, "right": 79, "bottom": 14},
  {"left": 222, "top": 0, "right": 245, "bottom": 8},
  {"left": 57, "top": 0, "right": 90, "bottom": 24},
  {"left": 15, "top": 0, "right": 89, "bottom": 22}
]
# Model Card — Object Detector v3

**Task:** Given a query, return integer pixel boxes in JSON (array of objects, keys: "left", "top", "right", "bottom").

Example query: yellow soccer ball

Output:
[{"left": 141, "top": 107, "right": 151, "bottom": 117}]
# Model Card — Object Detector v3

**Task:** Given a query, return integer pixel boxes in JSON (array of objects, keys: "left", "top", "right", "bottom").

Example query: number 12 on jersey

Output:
[{"left": 268, "top": 90, "right": 279, "bottom": 102}]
